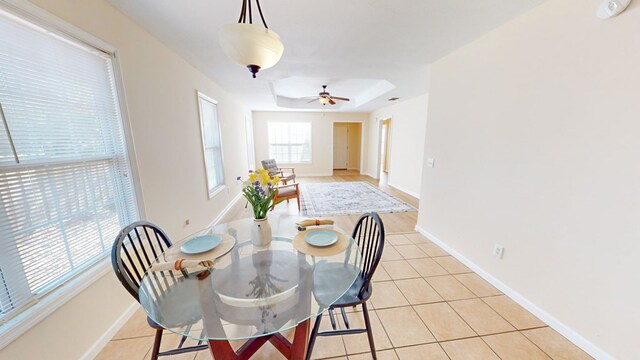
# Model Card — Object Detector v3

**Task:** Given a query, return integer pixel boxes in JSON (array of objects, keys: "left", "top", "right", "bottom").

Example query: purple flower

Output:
[
  {"left": 248, "top": 170, "right": 254, "bottom": 173},
  {"left": 253, "top": 181, "right": 260, "bottom": 186},
  {"left": 267, "top": 182, "right": 272, "bottom": 186},
  {"left": 236, "top": 176, "right": 241, "bottom": 180}
]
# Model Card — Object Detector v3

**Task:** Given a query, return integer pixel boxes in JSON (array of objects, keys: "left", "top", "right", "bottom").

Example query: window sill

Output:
[
  {"left": 276, "top": 162, "right": 311, "bottom": 166},
  {"left": 208, "top": 184, "right": 227, "bottom": 199},
  {"left": 0, "top": 257, "right": 112, "bottom": 350}
]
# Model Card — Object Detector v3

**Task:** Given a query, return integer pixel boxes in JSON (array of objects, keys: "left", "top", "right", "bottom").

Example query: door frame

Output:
[
  {"left": 330, "top": 121, "right": 364, "bottom": 174},
  {"left": 376, "top": 118, "right": 392, "bottom": 180}
]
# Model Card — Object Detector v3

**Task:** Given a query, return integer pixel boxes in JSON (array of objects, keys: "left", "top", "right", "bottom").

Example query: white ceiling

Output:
[{"left": 107, "top": 0, "right": 546, "bottom": 112}]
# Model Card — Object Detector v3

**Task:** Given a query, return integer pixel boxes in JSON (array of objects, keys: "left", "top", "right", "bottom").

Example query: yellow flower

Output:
[
  {"left": 259, "top": 173, "right": 270, "bottom": 185},
  {"left": 272, "top": 176, "right": 280, "bottom": 184},
  {"left": 258, "top": 168, "right": 269, "bottom": 175},
  {"left": 248, "top": 173, "right": 258, "bottom": 183}
]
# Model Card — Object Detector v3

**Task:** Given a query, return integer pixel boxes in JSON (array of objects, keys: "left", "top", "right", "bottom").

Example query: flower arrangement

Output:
[{"left": 237, "top": 169, "right": 283, "bottom": 219}]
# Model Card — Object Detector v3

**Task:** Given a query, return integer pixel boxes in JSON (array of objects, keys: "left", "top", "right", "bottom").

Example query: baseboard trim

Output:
[
  {"left": 387, "top": 182, "right": 421, "bottom": 199},
  {"left": 79, "top": 301, "right": 138, "bottom": 360},
  {"left": 414, "top": 226, "right": 613, "bottom": 360},
  {"left": 207, "top": 191, "right": 244, "bottom": 228}
]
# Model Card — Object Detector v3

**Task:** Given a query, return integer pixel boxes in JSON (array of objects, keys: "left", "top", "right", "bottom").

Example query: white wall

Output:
[
  {"left": 0, "top": 0, "right": 249, "bottom": 358},
  {"left": 252, "top": 111, "right": 367, "bottom": 176},
  {"left": 365, "top": 94, "right": 429, "bottom": 198},
  {"left": 418, "top": 0, "right": 640, "bottom": 358}
]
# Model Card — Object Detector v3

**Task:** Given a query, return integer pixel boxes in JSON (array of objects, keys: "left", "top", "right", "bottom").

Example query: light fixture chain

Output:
[
  {"left": 236, "top": 0, "right": 269, "bottom": 28},
  {"left": 255, "top": 0, "right": 269, "bottom": 29},
  {"left": 238, "top": 0, "right": 247, "bottom": 23}
]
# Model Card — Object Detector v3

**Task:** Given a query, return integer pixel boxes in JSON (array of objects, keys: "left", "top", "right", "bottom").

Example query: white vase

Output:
[{"left": 251, "top": 218, "right": 272, "bottom": 247}]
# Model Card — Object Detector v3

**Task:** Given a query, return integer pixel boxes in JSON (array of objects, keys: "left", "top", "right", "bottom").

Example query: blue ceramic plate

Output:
[
  {"left": 304, "top": 229, "right": 339, "bottom": 247},
  {"left": 180, "top": 235, "right": 221, "bottom": 255}
]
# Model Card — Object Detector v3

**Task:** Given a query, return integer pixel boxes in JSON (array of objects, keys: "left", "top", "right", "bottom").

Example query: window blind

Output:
[
  {"left": 0, "top": 9, "right": 137, "bottom": 324},
  {"left": 268, "top": 122, "right": 312, "bottom": 163},
  {"left": 197, "top": 93, "right": 225, "bottom": 196}
]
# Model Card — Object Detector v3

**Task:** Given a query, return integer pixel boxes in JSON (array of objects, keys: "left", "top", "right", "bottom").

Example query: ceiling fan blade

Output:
[
  {"left": 331, "top": 96, "right": 350, "bottom": 101},
  {"left": 306, "top": 98, "right": 319, "bottom": 104},
  {"left": 300, "top": 96, "right": 319, "bottom": 99},
  {"left": 329, "top": 99, "right": 336, "bottom": 105}
]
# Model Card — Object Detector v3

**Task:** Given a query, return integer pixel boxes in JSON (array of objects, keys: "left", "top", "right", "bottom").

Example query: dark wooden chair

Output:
[
  {"left": 261, "top": 159, "right": 296, "bottom": 184},
  {"left": 111, "top": 221, "right": 208, "bottom": 359},
  {"left": 306, "top": 212, "right": 385, "bottom": 360}
]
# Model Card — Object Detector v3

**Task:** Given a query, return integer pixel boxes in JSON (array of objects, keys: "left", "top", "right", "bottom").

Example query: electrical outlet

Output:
[
  {"left": 493, "top": 244, "right": 505, "bottom": 259},
  {"left": 427, "top": 158, "right": 435, "bottom": 168}
]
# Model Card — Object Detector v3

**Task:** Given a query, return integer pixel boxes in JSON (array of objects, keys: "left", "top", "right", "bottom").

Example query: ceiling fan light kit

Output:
[
  {"left": 303, "top": 85, "right": 350, "bottom": 106},
  {"left": 597, "top": 0, "right": 631, "bottom": 19},
  {"left": 219, "top": 0, "right": 284, "bottom": 78}
]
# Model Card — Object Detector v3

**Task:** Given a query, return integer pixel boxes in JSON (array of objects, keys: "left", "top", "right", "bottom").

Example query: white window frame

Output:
[
  {"left": 197, "top": 91, "right": 226, "bottom": 198},
  {"left": 245, "top": 116, "right": 256, "bottom": 171},
  {"left": 0, "top": 1, "right": 142, "bottom": 349},
  {"left": 267, "top": 122, "right": 313, "bottom": 164}
]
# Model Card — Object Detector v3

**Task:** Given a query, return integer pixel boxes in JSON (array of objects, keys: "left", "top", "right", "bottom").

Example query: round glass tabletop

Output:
[{"left": 138, "top": 215, "right": 361, "bottom": 341}]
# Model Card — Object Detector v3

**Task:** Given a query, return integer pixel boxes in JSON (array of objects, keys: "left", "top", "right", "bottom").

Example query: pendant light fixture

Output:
[
  {"left": 596, "top": 0, "right": 631, "bottom": 19},
  {"left": 219, "top": 0, "right": 284, "bottom": 78}
]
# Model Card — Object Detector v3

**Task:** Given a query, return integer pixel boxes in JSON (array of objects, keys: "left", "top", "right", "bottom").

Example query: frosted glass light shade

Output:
[
  {"left": 319, "top": 97, "right": 330, "bottom": 105},
  {"left": 597, "top": 0, "right": 631, "bottom": 19},
  {"left": 219, "top": 23, "right": 284, "bottom": 77}
]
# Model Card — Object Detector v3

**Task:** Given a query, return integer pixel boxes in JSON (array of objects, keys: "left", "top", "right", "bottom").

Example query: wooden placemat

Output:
[
  {"left": 167, "top": 233, "right": 236, "bottom": 262},
  {"left": 293, "top": 229, "right": 351, "bottom": 256}
]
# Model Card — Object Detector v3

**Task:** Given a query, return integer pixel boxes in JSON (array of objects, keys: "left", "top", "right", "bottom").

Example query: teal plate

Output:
[
  {"left": 304, "top": 230, "right": 339, "bottom": 247},
  {"left": 180, "top": 235, "right": 221, "bottom": 255}
]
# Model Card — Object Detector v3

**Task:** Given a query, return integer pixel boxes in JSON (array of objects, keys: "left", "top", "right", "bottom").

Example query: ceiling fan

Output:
[{"left": 302, "top": 85, "right": 350, "bottom": 106}]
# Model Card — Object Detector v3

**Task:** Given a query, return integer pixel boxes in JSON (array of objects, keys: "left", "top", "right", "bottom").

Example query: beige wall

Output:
[
  {"left": 365, "top": 94, "right": 429, "bottom": 197},
  {"left": 0, "top": 0, "right": 250, "bottom": 358},
  {"left": 334, "top": 122, "right": 362, "bottom": 171},
  {"left": 252, "top": 111, "right": 367, "bottom": 175},
  {"left": 418, "top": 0, "right": 640, "bottom": 358}
]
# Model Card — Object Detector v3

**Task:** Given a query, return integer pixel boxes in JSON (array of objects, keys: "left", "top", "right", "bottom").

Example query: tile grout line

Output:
[
  {"left": 393, "top": 232, "right": 540, "bottom": 359},
  {"left": 516, "top": 328, "right": 557, "bottom": 360}
]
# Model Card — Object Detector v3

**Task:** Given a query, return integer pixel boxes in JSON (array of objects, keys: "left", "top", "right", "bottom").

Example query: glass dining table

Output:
[{"left": 138, "top": 214, "right": 361, "bottom": 360}]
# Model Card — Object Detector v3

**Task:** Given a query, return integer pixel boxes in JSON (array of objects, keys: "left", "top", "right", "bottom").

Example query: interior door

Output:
[{"left": 333, "top": 126, "right": 348, "bottom": 169}]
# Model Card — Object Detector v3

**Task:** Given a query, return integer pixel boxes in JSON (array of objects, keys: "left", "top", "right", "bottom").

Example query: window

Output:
[
  {"left": 197, "top": 92, "right": 225, "bottom": 197},
  {"left": 245, "top": 116, "right": 256, "bottom": 171},
  {"left": 268, "top": 122, "right": 312, "bottom": 163},
  {"left": 0, "top": 9, "right": 137, "bottom": 327}
]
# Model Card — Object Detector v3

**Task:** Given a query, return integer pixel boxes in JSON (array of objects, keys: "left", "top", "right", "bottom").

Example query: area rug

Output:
[{"left": 298, "top": 181, "right": 416, "bottom": 217}]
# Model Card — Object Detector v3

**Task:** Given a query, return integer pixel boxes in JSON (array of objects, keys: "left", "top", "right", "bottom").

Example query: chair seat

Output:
[
  {"left": 332, "top": 277, "right": 371, "bottom": 307},
  {"left": 313, "top": 263, "right": 370, "bottom": 308},
  {"left": 282, "top": 173, "right": 296, "bottom": 182},
  {"left": 147, "top": 316, "right": 162, "bottom": 329},
  {"left": 277, "top": 186, "right": 297, "bottom": 196}
]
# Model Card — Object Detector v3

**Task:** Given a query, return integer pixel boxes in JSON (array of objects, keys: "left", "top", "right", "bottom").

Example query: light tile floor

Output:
[
  {"left": 98, "top": 172, "right": 593, "bottom": 359},
  {"left": 98, "top": 232, "right": 593, "bottom": 360}
]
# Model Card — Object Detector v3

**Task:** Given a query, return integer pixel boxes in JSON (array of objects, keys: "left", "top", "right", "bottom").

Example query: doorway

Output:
[
  {"left": 379, "top": 119, "right": 391, "bottom": 181},
  {"left": 333, "top": 122, "right": 362, "bottom": 172}
]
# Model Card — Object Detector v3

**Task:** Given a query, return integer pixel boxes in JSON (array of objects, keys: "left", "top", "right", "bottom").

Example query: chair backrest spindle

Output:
[
  {"left": 351, "top": 212, "right": 385, "bottom": 298},
  {"left": 111, "top": 221, "right": 172, "bottom": 301}
]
